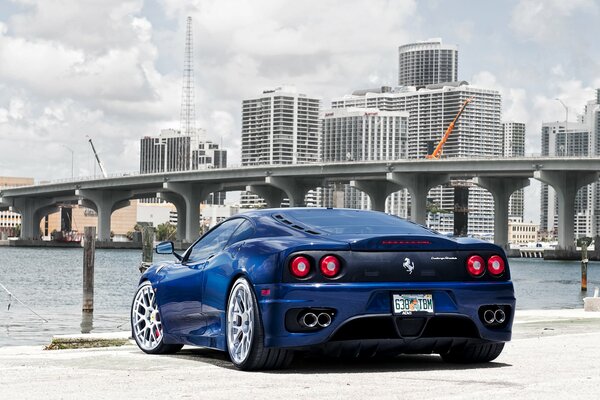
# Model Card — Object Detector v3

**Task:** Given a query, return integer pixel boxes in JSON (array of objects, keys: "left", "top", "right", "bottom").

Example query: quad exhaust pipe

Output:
[
  {"left": 483, "top": 310, "right": 496, "bottom": 325},
  {"left": 317, "top": 312, "right": 332, "bottom": 327},
  {"left": 494, "top": 309, "right": 506, "bottom": 324},
  {"left": 481, "top": 306, "right": 507, "bottom": 326},
  {"left": 302, "top": 312, "right": 318, "bottom": 328},
  {"left": 299, "top": 311, "right": 333, "bottom": 328}
]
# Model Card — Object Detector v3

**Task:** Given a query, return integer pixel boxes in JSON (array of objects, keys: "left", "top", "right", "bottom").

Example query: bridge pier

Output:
[
  {"left": 387, "top": 172, "right": 450, "bottom": 224},
  {"left": 156, "top": 192, "right": 187, "bottom": 241},
  {"left": 6, "top": 197, "right": 58, "bottom": 239},
  {"left": 534, "top": 170, "right": 599, "bottom": 250},
  {"left": 474, "top": 177, "right": 530, "bottom": 250},
  {"left": 76, "top": 190, "right": 131, "bottom": 241},
  {"left": 246, "top": 185, "right": 285, "bottom": 208},
  {"left": 264, "top": 177, "right": 323, "bottom": 207},
  {"left": 163, "top": 182, "right": 222, "bottom": 242},
  {"left": 349, "top": 180, "right": 402, "bottom": 212}
]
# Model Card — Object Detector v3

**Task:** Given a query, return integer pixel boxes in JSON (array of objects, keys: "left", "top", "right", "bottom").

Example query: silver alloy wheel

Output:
[
  {"left": 227, "top": 279, "right": 255, "bottom": 364},
  {"left": 132, "top": 282, "right": 163, "bottom": 351}
]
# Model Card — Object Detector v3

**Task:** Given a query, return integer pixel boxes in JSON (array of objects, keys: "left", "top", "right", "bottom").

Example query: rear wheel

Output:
[
  {"left": 226, "top": 277, "right": 294, "bottom": 370},
  {"left": 441, "top": 342, "right": 504, "bottom": 363},
  {"left": 131, "top": 281, "right": 183, "bottom": 354}
]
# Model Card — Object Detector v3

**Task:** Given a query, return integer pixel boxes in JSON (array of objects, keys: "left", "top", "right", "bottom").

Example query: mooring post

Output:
[
  {"left": 140, "top": 226, "right": 154, "bottom": 273},
  {"left": 581, "top": 242, "right": 588, "bottom": 292},
  {"left": 83, "top": 226, "right": 96, "bottom": 313}
]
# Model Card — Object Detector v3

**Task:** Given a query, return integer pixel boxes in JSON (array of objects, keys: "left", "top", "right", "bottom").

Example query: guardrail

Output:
[{"left": 3, "top": 154, "right": 600, "bottom": 188}]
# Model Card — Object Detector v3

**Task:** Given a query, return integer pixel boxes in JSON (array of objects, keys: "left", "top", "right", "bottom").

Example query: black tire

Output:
[
  {"left": 131, "top": 281, "right": 183, "bottom": 355},
  {"left": 226, "top": 277, "right": 294, "bottom": 370},
  {"left": 441, "top": 342, "right": 505, "bottom": 364}
]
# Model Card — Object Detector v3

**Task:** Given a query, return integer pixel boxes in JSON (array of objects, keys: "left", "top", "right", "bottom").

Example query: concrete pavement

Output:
[{"left": 0, "top": 310, "right": 599, "bottom": 400}]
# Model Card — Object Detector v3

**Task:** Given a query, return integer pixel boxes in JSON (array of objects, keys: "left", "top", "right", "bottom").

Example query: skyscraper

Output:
[
  {"left": 320, "top": 108, "right": 409, "bottom": 215},
  {"left": 398, "top": 39, "right": 458, "bottom": 87},
  {"left": 331, "top": 82, "right": 502, "bottom": 237},
  {"left": 502, "top": 122, "right": 526, "bottom": 220},
  {"left": 241, "top": 86, "right": 320, "bottom": 166},
  {"left": 139, "top": 128, "right": 228, "bottom": 204},
  {"left": 241, "top": 86, "right": 320, "bottom": 207}
]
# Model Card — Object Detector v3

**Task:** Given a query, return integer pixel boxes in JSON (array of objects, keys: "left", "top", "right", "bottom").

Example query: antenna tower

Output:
[{"left": 180, "top": 16, "right": 196, "bottom": 136}]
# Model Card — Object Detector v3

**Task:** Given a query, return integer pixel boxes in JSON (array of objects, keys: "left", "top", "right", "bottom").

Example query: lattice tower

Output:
[{"left": 180, "top": 16, "right": 196, "bottom": 136}]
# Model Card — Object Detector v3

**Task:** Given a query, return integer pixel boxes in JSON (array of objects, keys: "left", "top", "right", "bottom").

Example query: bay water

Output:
[{"left": 0, "top": 247, "right": 598, "bottom": 347}]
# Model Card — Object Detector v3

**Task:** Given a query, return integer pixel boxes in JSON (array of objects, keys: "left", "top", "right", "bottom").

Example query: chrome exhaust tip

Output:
[
  {"left": 483, "top": 309, "right": 496, "bottom": 325},
  {"left": 494, "top": 309, "right": 506, "bottom": 324},
  {"left": 317, "top": 313, "right": 332, "bottom": 327},
  {"left": 301, "top": 312, "right": 318, "bottom": 328}
]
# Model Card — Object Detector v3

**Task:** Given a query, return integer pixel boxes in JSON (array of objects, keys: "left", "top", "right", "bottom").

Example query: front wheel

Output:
[
  {"left": 131, "top": 281, "right": 182, "bottom": 354},
  {"left": 441, "top": 342, "right": 505, "bottom": 363},
  {"left": 226, "top": 277, "right": 294, "bottom": 370}
]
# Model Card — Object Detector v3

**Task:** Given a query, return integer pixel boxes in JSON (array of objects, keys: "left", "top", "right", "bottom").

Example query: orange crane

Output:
[{"left": 425, "top": 97, "right": 474, "bottom": 159}]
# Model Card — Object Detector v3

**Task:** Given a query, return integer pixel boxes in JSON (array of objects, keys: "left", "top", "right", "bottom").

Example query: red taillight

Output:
[
  {"left": 467, "top": 255, "right": 485, "bottom": 277},
  {"left": 290, "top": 256, "right": 311, "bottom": 278},
  {"left": 320, "top": 255, "right": 341, "bottom": 278},
  {"left": 488, "top": 255, "right": 505, "bottom": 276}
]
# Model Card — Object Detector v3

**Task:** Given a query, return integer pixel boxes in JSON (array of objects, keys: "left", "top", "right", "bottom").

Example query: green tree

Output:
[{"left": 156, "top": 222, "right": 177, "bottom": 241}]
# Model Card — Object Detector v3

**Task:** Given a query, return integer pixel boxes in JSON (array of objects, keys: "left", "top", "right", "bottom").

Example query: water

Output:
[{"left": 0, "top": 247, "right": 598, "bottom": 347}]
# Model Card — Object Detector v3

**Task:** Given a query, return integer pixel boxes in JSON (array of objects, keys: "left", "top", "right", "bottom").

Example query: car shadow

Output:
[{"left": 167, "top": 347, "right": 512, "bottom": 373}]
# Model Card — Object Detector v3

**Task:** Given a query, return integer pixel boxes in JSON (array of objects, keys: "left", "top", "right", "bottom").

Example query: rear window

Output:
[{"left": 277, "top": 209, "right": 431, "bottom": 235}]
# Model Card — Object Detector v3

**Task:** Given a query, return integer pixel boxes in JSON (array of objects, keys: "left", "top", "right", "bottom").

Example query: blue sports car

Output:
[{"left": 131, "top": 208, "right": 515, "bottom": 370}]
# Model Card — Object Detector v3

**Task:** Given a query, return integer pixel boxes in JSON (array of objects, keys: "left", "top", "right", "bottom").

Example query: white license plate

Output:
[{"left": 392, "top": 294, "right": 434, "bottom": 315}]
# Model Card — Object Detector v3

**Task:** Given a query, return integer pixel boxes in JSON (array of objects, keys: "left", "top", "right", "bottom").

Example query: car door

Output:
[
  {"left": 201, "top": 219, "right": 256, "bottom": 336},
  {"left": 159, "top": 219, "right": 243, "bottom": 341}
]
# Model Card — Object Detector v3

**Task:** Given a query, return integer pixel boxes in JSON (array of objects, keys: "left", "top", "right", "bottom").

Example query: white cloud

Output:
[
  {"left": 1, "top": 0, "right": 420, "bottom": 181},
  {"left": 510, "top": 0, "right": 598, "bottom": 43}
]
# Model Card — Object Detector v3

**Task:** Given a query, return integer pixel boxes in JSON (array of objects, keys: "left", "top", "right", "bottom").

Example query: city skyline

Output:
[{"left": 1, "top": 0, "right": 599, "bottom": 225}]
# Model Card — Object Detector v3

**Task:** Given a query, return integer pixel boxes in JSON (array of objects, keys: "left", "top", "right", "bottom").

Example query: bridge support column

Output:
[
  {"left": 474, "top": 177, "right": 530, "bottom": 250},
  {"left": 6, "top": 197, "right": 57, "bottom": 240},
  {"left": 349, "top": 180, "right": 402, "bottom": 212},
  {"left": 534, "top": 170, "right": 599, "bottom": 250},
  {"left": 265, "top": 177, "right": 323, "bottom": 207},
  {"left": 387, "top": 172, "right": 450, "bottom": 224},
  {"left": 163, "top": 182, "right": 222, "bottom": 242},
  {"left": 246, "top": 185, "right": 286, "bottom": 208},
  {"left": 157, "top": 192, "right": 186, "bottom": 241},
  {"left": 76, "top": 190, "right": 131, "bottom": 241}
]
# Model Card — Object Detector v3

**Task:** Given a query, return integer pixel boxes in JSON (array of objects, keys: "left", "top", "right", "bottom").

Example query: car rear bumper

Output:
[{"left": 256, "top": 281, "right": 515, "bottom": 349}]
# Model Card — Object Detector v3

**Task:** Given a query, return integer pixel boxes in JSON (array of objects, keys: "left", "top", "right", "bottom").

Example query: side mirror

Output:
[{"left": 155, "top": 241, "right": 174, "bottom": 255}]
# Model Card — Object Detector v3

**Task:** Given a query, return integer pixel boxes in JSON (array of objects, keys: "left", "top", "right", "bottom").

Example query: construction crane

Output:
[
  {"left": 86, "top": 136, "right": 108, "bottom": 178},
  {"left": 425, "top": 97, "right": 474, "bottom": 159}
]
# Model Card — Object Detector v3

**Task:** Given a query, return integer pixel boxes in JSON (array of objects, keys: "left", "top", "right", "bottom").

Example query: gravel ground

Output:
[{"left": 0, "top": 310, "right": 599, "bottom": 400}]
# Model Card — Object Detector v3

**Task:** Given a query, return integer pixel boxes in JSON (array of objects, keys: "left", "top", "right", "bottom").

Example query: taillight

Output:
[
  {"left": 488, "top": 255, "right": 505, "bottom": 276},
  {"left": 320, "top": 255, "right": 341, "bottom": 278},
  {"left": 290, "top": 256, "right": 311, "bottom": 278},
  {"left": 466, "top": 255, "right": 485, "bottom": 277}
]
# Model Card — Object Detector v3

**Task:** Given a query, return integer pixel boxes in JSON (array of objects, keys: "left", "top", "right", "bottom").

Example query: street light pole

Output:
[
  {"left": 62, "top": 145, "right": 74, "bottom": 179},
  {"left": 555, "top": 98, "right": 568, "bottom": 156}
]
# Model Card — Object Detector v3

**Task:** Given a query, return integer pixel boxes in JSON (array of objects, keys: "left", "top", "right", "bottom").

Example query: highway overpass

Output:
[{"left": 1, "top": 157, "right": 599, "bottom": 250}]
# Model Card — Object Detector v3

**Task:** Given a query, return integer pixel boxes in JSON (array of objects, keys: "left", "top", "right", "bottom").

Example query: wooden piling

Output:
[
  {"left": 581, "top": 242, "right": 588, "bottom": 292},
  {"left": 139, "top": 226, "right": 154, "bottom": 273},
  {"left": 83, "top": 226, "right": 96, "bottom": 313}
]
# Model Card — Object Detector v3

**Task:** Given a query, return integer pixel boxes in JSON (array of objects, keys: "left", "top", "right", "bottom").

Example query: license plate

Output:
[{"left": 392, "top": 294, "right": 434, "bottom": 315}]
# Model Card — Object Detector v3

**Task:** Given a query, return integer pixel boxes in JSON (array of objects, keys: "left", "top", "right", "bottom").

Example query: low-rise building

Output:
[
  {"left": 508, "top": 219, "right": 540, "bottom": 245},
  {"left": 0, "top": 176, "right": 34, "bottom": 237}
]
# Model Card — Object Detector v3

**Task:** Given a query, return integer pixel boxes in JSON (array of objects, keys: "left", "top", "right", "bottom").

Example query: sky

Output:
[{"left": 1, "top": 0, "right": 599, "bottom": 223}]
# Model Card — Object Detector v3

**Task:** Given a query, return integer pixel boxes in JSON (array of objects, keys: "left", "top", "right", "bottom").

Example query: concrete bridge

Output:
[{"left": 1, "top": 157, "right": 599, "bottom": 250}]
